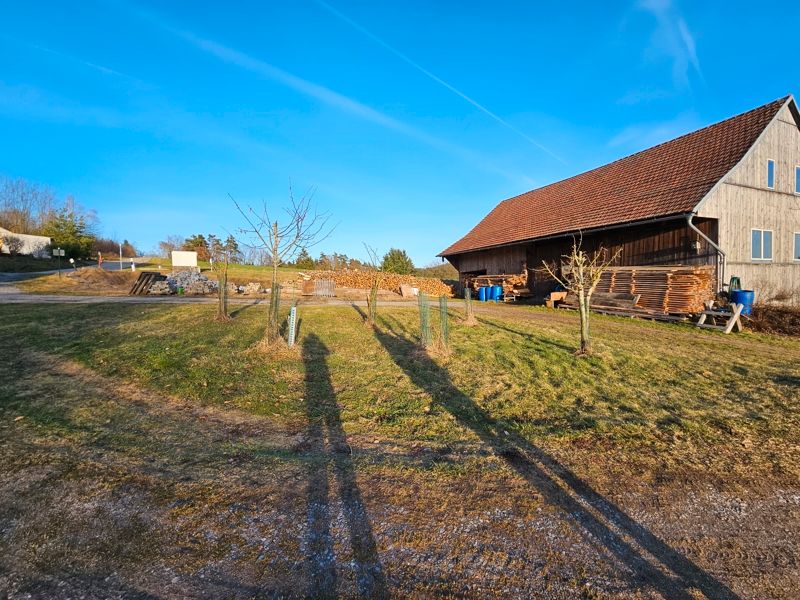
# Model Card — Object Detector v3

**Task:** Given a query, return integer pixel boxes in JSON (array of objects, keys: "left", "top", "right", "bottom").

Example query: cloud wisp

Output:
[
  {"left": 117, "top": 2, "right": 535, "bottom": 185},
  {"left": 0, "top": 80, "right": 279, "bottom": 158},
  {"left": 607, "top": 110, "right": 700, "bottom": 149},
  {"left": 313, "top": 0, "right": 563, "bottom": 163},
  {"left": 1, "top": 35, "right": 148, "bottom": 87},
  {"left": 638, "top": 0, "right": 703, "bottom": 89}
]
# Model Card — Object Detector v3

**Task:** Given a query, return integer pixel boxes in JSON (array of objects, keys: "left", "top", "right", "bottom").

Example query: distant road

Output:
[{"left": 0, "top": 258, "right": 142, "bottom": 283}]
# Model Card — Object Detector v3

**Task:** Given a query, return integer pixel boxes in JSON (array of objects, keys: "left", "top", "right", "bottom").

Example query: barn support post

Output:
[{"left": 686, "top": 213, "right": 725, "bottom": 293}]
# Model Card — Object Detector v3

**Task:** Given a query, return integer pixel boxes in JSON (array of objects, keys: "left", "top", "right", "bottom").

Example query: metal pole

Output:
[
  {"left": 119, "top": 242, "right": 122, "bottom": 271},
  {"left": 57, "top": 248, "right": 61, "bottom": 278}
]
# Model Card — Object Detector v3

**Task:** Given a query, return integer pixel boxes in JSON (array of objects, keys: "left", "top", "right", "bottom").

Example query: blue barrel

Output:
[
  {"left": 730, "top": 289, "right": 755, "bottom": 316},
  {"left": 491, "top": 285, "right": 503, "bottom": 301},
  {"left": 478, "top": 286, "right": 488, "bottom": 302}
]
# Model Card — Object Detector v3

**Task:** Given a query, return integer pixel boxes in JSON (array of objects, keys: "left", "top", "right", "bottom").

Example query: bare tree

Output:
[
  {"left": 1, "top": 234, "right": 25, "bottom": 256},
  {"left": 158, "top": 235, "right": 185, "bottom": 259},
  {"left": 542, "top": 236, "right": 620, "bottom": 355},
  {"left": 363, "top": 244, "right": 383, "bottom": 326},
  {"left": 208, "top": 235, "right": 233, "bottom": 322},
  {"left": 231, "top": 185, "right": 333, "bottom": 342},
  {"left": 0, "top": 177, "right": 57, "bottom": 234}
]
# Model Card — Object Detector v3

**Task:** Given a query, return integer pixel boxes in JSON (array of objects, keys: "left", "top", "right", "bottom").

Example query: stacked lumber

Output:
[
  {"left": 594, "top": 266, "right": 713, "bottom": 314},
  {"left": 302, "top": 270, "right": 453, "bottom": 297}
]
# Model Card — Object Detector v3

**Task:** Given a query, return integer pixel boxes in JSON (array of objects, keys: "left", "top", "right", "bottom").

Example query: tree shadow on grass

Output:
[
  {"left": 229, "top": 299, "right": 263, "bottom": 318},
  {"left": 302, "top": 334, "right": 388, "bottom": 599},
  {"left": 372, "top": 320, "right": 739, "bottom": 600},
  {"left": 477, "top": 317, "right": 576, "bottom": 353}
]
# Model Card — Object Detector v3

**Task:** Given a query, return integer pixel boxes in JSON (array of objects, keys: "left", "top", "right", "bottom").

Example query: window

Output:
[
  {"left": 767, "top": 159, "right": 775, "bottom": 189},
  {"left": 796, "top": 166, "right": 800, "bottom": 194},
  {"left": 751, "top": 228, "right": 773, "bottom": 261},
  {"left": 795, "top": 232, "right": 800, "bottom": 261}
]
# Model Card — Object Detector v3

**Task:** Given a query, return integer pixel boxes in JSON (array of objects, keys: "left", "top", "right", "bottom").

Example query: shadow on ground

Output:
[
  {"left": 371, "top": 314, "right": 739, "bottom": 600},
  {"left": 301, "top": 333, "right": 389, "bottom": 598}
]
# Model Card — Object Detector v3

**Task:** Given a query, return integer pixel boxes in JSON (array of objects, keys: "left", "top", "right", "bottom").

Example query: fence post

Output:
[
  {"left": 418, "top": 292, "right": 431, "bottom": 347},
  {"left": 439, "top": 295, "right": 449, "bottom": 348},
  {"left": 287, "top": 304, "right": 297, "bottom": 347}
]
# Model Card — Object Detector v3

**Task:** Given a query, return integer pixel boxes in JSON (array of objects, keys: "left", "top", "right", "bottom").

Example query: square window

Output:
[{"left": 767, "top": 160, "right": 775, "bottom": 189}]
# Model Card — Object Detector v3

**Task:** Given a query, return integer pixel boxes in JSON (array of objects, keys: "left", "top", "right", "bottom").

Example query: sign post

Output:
[{"left": 52, "top": 247, "right": 65, "bottom": 277}]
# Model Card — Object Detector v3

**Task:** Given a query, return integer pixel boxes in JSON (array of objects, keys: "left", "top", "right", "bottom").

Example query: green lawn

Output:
[
  {"left": 2, "top": 302, "right": 799, "bottom": 597},
  {"left": 3, "top": 302, "right": 799, "bottom": 467}
]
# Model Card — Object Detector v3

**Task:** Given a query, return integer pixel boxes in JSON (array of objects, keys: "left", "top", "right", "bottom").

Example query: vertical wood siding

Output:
[{"left": 697, "top": 102, "right": 800, "bottom": 303}]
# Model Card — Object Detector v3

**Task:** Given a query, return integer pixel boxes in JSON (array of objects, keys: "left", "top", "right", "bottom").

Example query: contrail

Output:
[{"left": 313, "top": 0, "right": 563, "bottom": 163}]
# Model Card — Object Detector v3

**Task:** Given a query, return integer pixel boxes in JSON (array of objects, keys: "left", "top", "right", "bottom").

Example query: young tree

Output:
[
  {"left": 542, "top": 236, "right": 620, "bottom": 356},
  {"left": 381, "top": 248, "right": 414, "bottom": 274},
  {"left": 232, "top": 185, "right": 333, "bottom": 343},
  {"left": 209, "top": 234, "right": 232, "bottom": 322},
  {"left": 364, "top": 244, "right": 383, "bottom": 326}
]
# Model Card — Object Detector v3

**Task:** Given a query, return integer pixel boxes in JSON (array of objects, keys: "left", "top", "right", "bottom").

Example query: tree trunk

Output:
[
  {"left": 578, "top": 292, "right": 591, "bottom": 355},
  {"left": 216, "top": 265, "right": 230, "bottom": 322},
  {"left": 266, "top": 221, "right": 280, "bottom": 342}
]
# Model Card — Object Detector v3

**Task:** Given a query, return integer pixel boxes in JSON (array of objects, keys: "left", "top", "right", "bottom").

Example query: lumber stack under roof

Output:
[{"left": 594, "top": 266, "right": 714, "bottom": 314}]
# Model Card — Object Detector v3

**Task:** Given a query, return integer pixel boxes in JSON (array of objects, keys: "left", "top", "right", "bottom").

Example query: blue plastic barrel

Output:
[
  {"left": 730, "top": 289, "right": 755, "bottom": 316},
  {"left": 491, "top": 285, "right": 503, "bottom": 301},
  {"left": 478, "top": 286, "right": 488, "bottom": 302}
]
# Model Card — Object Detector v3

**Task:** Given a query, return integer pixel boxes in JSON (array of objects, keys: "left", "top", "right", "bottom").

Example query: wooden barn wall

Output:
[
  {"left": 697, "top": 102, "right": 800, "bottom": 304},
  {"left": 448, "top": 218, "right": 719, "bottom": 295},
  {"left": 448, "top": 245, "right": 526, "bottom": 277}
]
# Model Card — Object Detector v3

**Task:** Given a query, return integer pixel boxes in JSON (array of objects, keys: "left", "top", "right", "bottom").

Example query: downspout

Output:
[{"left": 686, "top": 213, "right": 725, "bottom": 294}]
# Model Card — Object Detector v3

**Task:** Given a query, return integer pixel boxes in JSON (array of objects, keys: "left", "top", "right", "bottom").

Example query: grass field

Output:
[
  {"left": 1, "top": 302, "right": 799, "bottom": 597},
  {"left": 14, "top": 262, "right": 304, "bottom": 296}
]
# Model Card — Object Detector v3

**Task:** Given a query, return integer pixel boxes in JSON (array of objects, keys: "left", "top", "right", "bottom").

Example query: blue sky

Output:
[{"left": 1, "top": 0, "right": 798, "bottom": 264}]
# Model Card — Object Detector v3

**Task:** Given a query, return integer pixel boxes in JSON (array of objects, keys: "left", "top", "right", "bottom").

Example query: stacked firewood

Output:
[
  {"left": 301, "top": 270, "right": 453, "bottom": 297},
  {"left": 466, "top": 272, "right": 528, "bottom": 295}
]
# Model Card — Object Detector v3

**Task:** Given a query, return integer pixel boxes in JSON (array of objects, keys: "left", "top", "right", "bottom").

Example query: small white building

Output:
[{"left": 0, "top": 227, "right": 51, "bottom": 258}]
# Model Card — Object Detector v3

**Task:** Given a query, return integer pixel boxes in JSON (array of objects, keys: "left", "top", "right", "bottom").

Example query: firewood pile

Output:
[
  {"left": 301, "top": 270, "right": 454, "bottom": 297},
  {"left": 594, "top": 266, "right": 714, "bottom": 314},
  {"left": 466, "top": 272, "right": 528, "bottom": 296}
]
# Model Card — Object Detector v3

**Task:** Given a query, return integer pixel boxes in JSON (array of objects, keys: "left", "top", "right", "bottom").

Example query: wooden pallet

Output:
[{"left": 129, "top": 271, "right": 167, "bottom": 296}]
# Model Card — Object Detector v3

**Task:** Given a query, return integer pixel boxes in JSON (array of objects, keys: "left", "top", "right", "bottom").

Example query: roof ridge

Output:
[
  {"left": 499, "top": 95, "right": 791, "bottom": 206},
  {"left": 440, "top": 94, "right": 794, "bottom": 257}
]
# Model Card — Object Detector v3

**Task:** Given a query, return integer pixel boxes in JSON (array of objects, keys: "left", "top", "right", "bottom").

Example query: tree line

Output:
[{"left": 0, "top": 176, "right": 137, "bottom": 259}]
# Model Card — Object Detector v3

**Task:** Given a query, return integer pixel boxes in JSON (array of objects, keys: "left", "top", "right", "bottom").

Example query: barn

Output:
[{"left": 440, "top": 95, "right": 800, "bottom": 309}]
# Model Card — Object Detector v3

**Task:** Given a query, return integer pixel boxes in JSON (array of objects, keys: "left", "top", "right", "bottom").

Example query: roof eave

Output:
[{"left": 438, "top": 211, "right": 693, "bottom": 258}]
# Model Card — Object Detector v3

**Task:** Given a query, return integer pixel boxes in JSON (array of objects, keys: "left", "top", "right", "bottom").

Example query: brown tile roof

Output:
[{"left": 440, "top": 96, "right": 791, "bottom": 256}]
